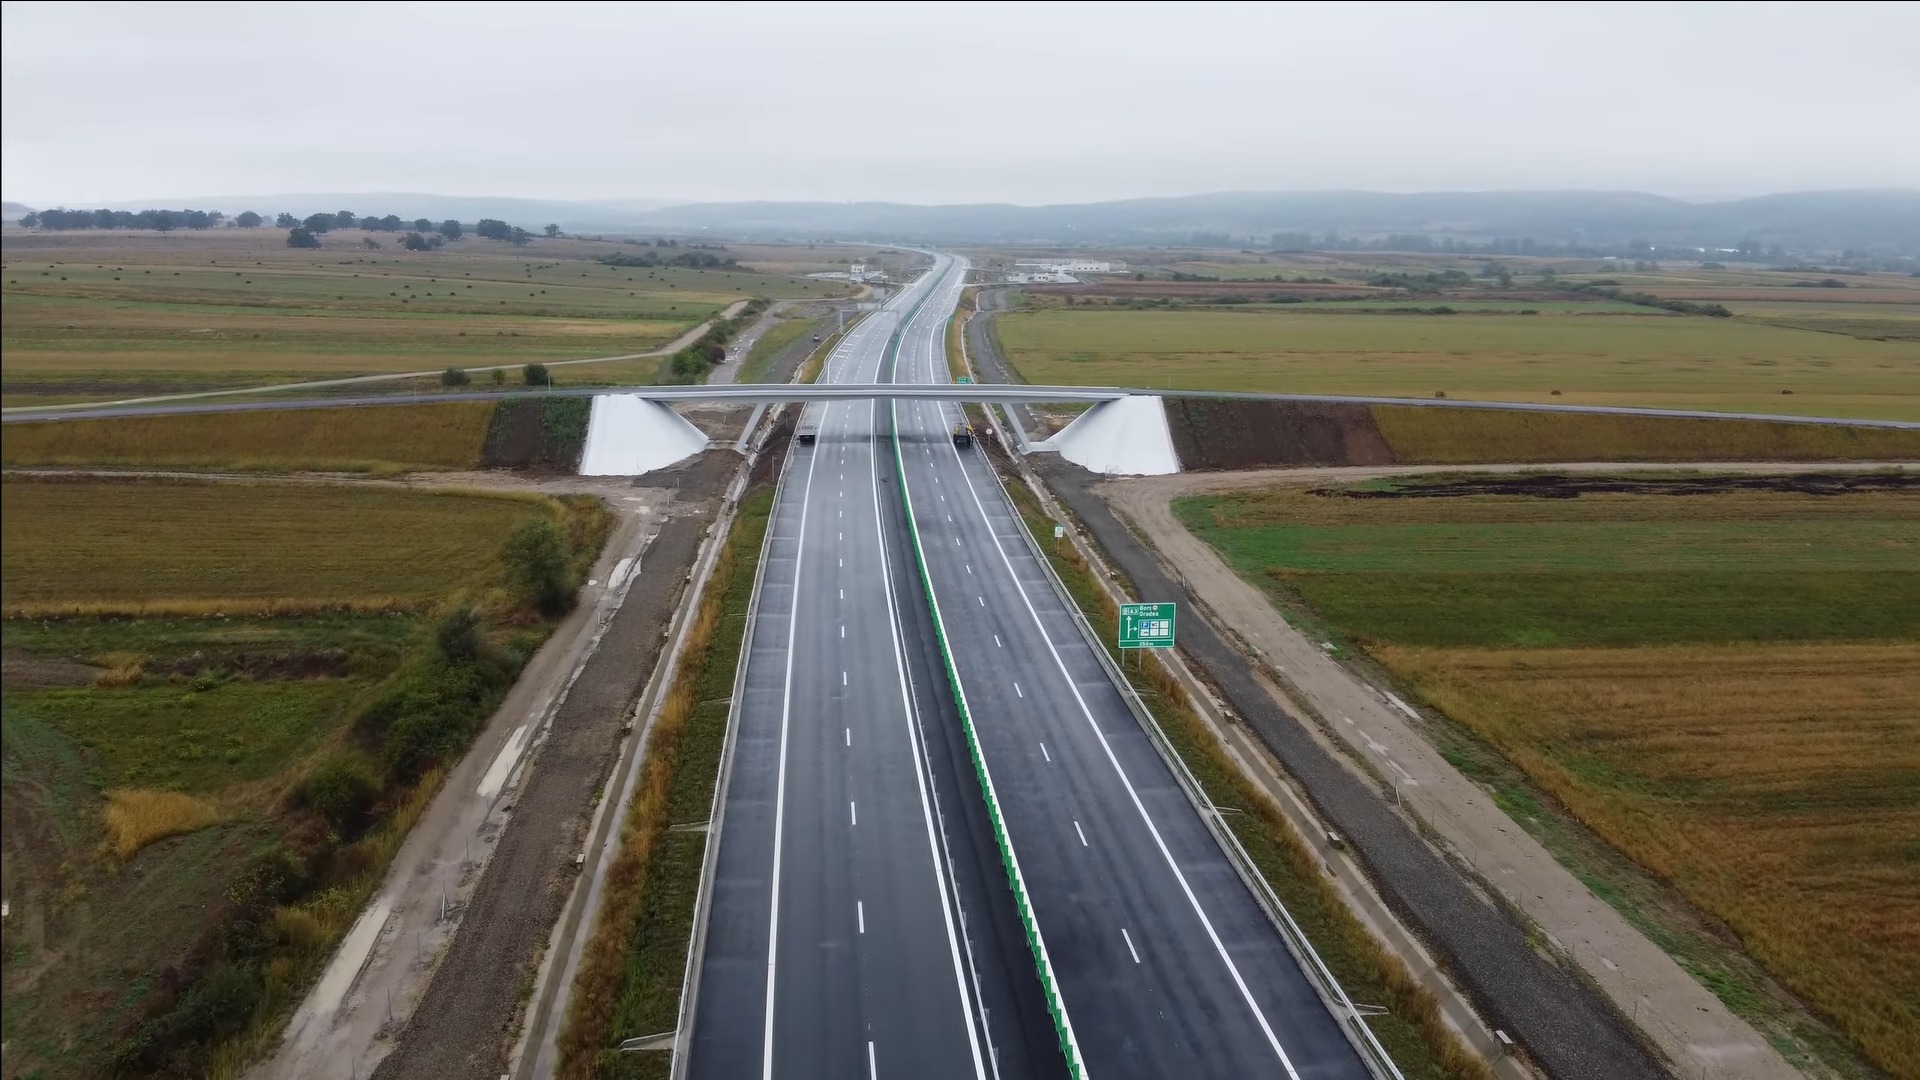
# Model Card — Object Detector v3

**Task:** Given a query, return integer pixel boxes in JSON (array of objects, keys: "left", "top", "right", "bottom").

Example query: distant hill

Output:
[
  {"left": 626, "top": 190, "right": 1920, "bottom": 254},
  {"left": 18, "top": 189, "right": 1917, "bottom": 254},
  {"left": 1, "top": 201, "right": 34, "bottom": 221}
]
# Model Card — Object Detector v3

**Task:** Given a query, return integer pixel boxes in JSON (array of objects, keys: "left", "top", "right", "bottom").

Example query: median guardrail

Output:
[{"left": 883, "top": 268, "right": 1088, "bottom": 1078}]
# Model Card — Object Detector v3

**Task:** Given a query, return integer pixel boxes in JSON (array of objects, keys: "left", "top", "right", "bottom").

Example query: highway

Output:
[
  {"left": 686, "top": 256, "right": 1065, "bottom": 1080},
  {"left": 885, "top": 258, "right": 1372, "bottom": 1077}
]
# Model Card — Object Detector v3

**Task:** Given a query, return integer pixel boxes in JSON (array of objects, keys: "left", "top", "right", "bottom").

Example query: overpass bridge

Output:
[{"left": 6, "top": 382, "right": 1914, "bottom": 429}]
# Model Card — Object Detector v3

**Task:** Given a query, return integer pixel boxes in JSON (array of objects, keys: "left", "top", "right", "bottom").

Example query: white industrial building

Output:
[{"left": 1013, "top": 259, "right": 1124, "bottom": 274}]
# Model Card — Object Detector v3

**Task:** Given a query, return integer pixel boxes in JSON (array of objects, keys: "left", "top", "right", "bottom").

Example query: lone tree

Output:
[
  {"left": 475, "top": 218, "right": 510, "bottom": 240},
  {"left": 286, "top": 227, "right": 321, "bottom": 249},
  {"left": 440, "top": 367, "right": 470, "bottom": 387},
  {"left": 235, "top": 210, "right": 263, "bottom": 228},
  {"left": 501, "top": 519, "right": 574, "bottom": 615},
  {"left": 544, "top": 223, "right": 561, "bottom": 238},
  {"left": 333, "top": 210, "right": 356, "bottom": 230},
  {"left": 402, "top": 232, "right": 433, "bottom": 251},
  {"left": 438, "top": 219, "right": 462, "bottom": 239},
  {"left": 413, "top": 218, "right": 433, "bottom": 231},
  {"left": 302, "top": 212, "right": 335, "bottom": 233},
  {"left": 275, "top": 212, "right": 297, "bottom": 228},
  {"left": 522, "top": 362, "right": 550, "bottom": 386}
]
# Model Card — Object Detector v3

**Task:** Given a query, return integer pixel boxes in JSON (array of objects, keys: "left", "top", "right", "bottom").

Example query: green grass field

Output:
[
  {"left": 0, "top": 230, "right": 854, "bottom": 404},
  {"left": 1, "top": 476, "right": 550, "bottom": 612},
  {"left": 1174, "top": 474, "right": 1920, "bottom": 1077},
  {"left": 0, "top": 475, "right": 610, "bottom": 1079},
  {"left": 996, "top": 307, "right": 1920, "bottom": 419}
]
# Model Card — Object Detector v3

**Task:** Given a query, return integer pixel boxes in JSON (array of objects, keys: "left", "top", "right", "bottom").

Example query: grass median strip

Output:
[
  {"left": 994, "top": 464, "right": 1495, "bottom": 1080},
  {"left": 557, "top": 486, "right": 772, "bottom": 1080}
]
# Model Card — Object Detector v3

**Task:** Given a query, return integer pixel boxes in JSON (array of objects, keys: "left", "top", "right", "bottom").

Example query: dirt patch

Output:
[
  {"left": 1165, "top": 398, "right": 1394, "bottom": 470},
  {"left": 1323, "top": 471, "right": 1920, "bottom": 500},
  {"left": 481, "top": 399, "right": 589, "bottom": 472},
  {"left": 148, "top": 648, "right": 353, "bottom": 680},
  {"left": 0, "top": 656, "right": 100, "bottom": 689}
]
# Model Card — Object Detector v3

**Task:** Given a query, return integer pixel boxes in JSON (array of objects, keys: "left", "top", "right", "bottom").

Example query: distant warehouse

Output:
[{"left": 1013, "top": 259, "right": 1124, "bottom": 273}]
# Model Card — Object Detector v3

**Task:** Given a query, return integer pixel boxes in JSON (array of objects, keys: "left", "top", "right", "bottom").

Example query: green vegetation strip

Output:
[
  {"left": 557, "top": 487, "right": 773, "bottom": 1080},
  {"left": 995, "top": 473, "right": 1494, "bottom": 1080}
]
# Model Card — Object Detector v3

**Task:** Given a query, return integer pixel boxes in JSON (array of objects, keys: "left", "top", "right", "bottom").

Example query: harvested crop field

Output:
[
  {"left": 0, "top": 401, "right": 495, "bottom": 472},
  {"left": 995, "top": 307, "right": 1920, "bottom": 420},
  {"left": 1, "top": 475, "right": 550, "bottom": 612},
  {"left": 1173, "top": 472, "right": 1920, "bottom": 1076},
  {"left": 0, "top": 229, "right": 854, "bottom": 405}
]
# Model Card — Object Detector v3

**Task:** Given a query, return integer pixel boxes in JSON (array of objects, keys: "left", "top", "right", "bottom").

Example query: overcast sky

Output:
[{"left": 5, "top": 1, "right": 1917, "bottom": 208}]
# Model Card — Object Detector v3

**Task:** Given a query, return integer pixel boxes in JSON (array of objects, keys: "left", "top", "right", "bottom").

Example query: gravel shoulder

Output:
[{"left": 1090, "top": 461, "right": 1913, "bottom": 1080}]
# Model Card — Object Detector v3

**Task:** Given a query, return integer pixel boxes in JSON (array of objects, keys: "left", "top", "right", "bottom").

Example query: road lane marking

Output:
[
  {"left": 761, "top": 388, "right": 828, "bottom": 1080},
  {"left": 843, "top": 670, "right": 848, "bottom": 686},
  {"left": 1040, "top": 742, "right": 1051, "bottom": 762},
  {"left": 966, "top": 564, "right": 973, "bottom": 574},
  {"left": 977, "top": 596, "right": 985, "bottom": 606},
  {"left": 866, "top": 386, "right": 992, "bottom": 1078},
  {"left": 1122, "top": 928, "right": 1141, "bottom": 964},
  {"left": 841, "top": 625, "right": 846, "bottom": 638},
  {"left": 993, "top": 634, "right": 1002, "bottom": 647},
  {"left": 1074, "top": 821, "right": 1088, "bottom": 847},
  {"left": 1014, "top": 682, "right": 1023, "bottom": 698},
  {"left": 868, "top": 1041, "right": 878, "bottom": 1079},
  {"left": 851, "top": 801, "right": 857, "bottom": 826},
  {"left": 940, "top": 410, "right": 1306, "bottom": 1078},
  {"left": 858, "top": 900, "right": 866, "bottom": 934},
  {"left": 846, "top": 727, "right": 851, "bottom": 746}
]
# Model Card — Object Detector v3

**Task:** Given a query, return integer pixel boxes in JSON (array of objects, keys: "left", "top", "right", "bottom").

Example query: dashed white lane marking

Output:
[
  {"left": 851, "top": 801, "right": 858, "bottom": 826},
  {"left": 839, "top": 588, "right": 845, "bottom": 599},
  {"left": 839, "top": 557, "right": 844, "bottom": 568},
  {"left": 1121, "top": 928, "right": 1141, "bottom": 964},
  {"left": 993, "top": 635, "right": 1002, "bottom": 647},
  {"left": 845, "top": 727, "right": 851, "bottom": 746},
  {"left": 966, "top": 564, "right": 973, "bottom": 575},
  {"left": 858, "top": 901, "right": 866, "bottom": 934},
  {"left": 1014, "top": 682, "right": 1024, "bottom": 698},
  {"left": 977, "top": 596, "right": 985, "bottom": 606},
  {"left": 1074, "top": 821, "right": 1088, "bottom": 847},
  {"left": 841, "top": 625, "right": 846, "bottom": 638},
  {"left": 1040, "top": 742, "right": 1051, "bottom": 762},
  {"left": 868, "top": 1040, "right": 878, "bottom": 1079},
  {"left": 842, "top": 670, "right": 849, "bottom": 686}
]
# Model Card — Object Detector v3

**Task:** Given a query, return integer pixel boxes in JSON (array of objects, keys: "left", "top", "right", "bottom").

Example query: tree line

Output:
[{"left": 21, "top": 206, "right": 567, "bottom": 252}]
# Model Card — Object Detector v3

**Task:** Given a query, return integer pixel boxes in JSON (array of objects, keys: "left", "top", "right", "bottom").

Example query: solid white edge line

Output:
[
  {"left": 760, "top": 394, "right": 827, "bottom": 1080},
  {"left": 937, "top": 401, "right": 1304, "bottom": 1079}
]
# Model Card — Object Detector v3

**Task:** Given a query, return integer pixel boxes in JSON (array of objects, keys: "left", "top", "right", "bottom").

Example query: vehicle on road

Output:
[
  {"left": 796, "top": 423, "right": 817, "bottom": 444},
  {"left": 951, "top": 421, "right": 974, "bottom": 447}
]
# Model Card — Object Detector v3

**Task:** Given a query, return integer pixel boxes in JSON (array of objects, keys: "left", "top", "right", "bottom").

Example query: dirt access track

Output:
[
  {"left": 1090, "top": 460, "right": 1916, "bottom": 1080},
  {"left": 253, "top": 452, "right": 739, "bottom": 1080}
]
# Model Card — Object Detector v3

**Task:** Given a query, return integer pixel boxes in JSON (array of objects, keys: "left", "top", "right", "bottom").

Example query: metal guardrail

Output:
[
  {"left": 883, "top": 270, "right": 1088, "bottom": 1077},
  {"left": 988, "top": 465, "right": 1406, "bottom": 1080}
]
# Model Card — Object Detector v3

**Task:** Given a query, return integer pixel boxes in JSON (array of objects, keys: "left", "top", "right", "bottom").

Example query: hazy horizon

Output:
[{"left": 6, "top": 1, "right": 1918, "bottom": 207}]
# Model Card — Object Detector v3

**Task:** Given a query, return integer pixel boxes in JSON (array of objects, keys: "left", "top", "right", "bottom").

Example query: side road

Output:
[
  {"left": 1, "top": 300, "right": 752, "bottom": 415},
  {"left": 1033, "top": 456, "right": 1668, "bottom": 1080},
  {"left": 244, "top": 454, "right": 734, "bottom": 1080},
  {"left": 1101, "top": 460, "right": 1911, "bottom": 1080},
  {"left": 369, "top": 453, "right": 738, "bottom": 1080}
]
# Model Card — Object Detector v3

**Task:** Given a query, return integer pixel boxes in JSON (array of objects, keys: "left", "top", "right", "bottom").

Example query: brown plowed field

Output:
[{"left": 1165, "top": 399, "right": 1392, "bottom": 470}]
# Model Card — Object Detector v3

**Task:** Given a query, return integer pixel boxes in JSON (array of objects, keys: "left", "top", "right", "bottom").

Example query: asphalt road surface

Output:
[
  {"left": 687, "top": 257, "right": 1065, "bottom": 1080},
  {"left": 887, "top": 258, "right": 1370, "bottom": 1079}
]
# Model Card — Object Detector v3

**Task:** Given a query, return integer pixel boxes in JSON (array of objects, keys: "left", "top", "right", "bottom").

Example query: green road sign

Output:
[
  {"left": 956, "top": 375, "right": 973, "bottom": 384},
  {"left": 1118, "top": 602, "right": 1176, "bottom": 649}
]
